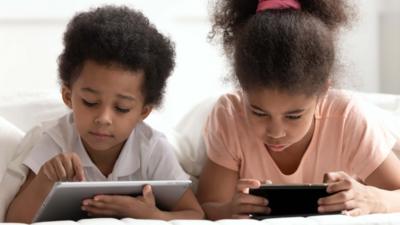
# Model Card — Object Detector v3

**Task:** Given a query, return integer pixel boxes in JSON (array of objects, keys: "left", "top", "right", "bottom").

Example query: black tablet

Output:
[
  {"left": 249, "top": 184, "right": 336, "bottom": 218},
  {"left": 33, "top": 180, "right": 191, "bottom": 222}
]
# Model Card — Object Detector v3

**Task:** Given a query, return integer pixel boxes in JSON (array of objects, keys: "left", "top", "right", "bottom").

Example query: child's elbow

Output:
[
  {"left": 194, "top": 207, "right": 205, "bottom": 219},
  {"left": 5, "top": 209, "right": 32, "bottom": 224}
]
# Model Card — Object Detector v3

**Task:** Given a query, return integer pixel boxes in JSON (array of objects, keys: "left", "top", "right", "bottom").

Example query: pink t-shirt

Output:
[{"left": 204, "top": 89, "right": 396, "bottom": 183}]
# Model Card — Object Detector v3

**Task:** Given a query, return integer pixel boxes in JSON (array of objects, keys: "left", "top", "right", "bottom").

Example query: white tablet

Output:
[{"left": 33, "top": 180, "right": 191, "bottom": 222}]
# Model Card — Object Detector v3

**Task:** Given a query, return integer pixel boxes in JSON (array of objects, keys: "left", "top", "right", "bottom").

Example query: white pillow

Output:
[
  {"left": 0, "top": 117, "right": 24, "bottom": 222},
  {"left": 0, "top": 117, "right": 24, "bottom": 180},
  {"left": 356, "top": 92, "right": 400, "bottom": 157},
  {"left": 0, "top": 90, "right": 68, "bottom": 133},
  {"left": 167, "top": 97, "right": 218, "bottom": 179},
  {"left": 0, "top": 125, "right": 43, "bottom": 222}
]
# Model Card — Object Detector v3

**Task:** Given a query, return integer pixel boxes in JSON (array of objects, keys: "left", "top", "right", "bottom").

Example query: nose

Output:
[
  {"left": 265, "top": 120, "right": 286, "bottom": 139},
  {"left": 94, "top": 107, "right": 112, "bottom": 126}
]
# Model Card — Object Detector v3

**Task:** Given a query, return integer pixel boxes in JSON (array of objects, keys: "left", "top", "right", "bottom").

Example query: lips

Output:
[
  {"left": 265, "top": 143, "right": 287, "bottom": 152},
  {"left": 89, "top": 131, "right": 113, "bottom": 138}
]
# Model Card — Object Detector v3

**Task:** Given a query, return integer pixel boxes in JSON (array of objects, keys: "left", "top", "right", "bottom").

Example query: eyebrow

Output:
[
  {"left": 81, "top": 87, "right": 99, "bottom": 94},
  {"left": 81, "top": 87, "right": 136, "bottom": 101},
  {"left": 116, "top": 94, "right": 136, "bottom": 101},
  {"left": 250, "top": 104, "right": 305, "bottom": 114}
]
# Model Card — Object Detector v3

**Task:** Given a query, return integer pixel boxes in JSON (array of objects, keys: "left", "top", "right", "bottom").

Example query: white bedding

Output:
[{"left": 2, "top": 214, "right": 400, "bottom": 225}]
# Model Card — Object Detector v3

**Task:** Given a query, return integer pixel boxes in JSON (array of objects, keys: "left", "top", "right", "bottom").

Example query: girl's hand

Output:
[
  {"left": 318, "top": 171, "right": 378, "bottom": 216},
  {"left": 37, "top": 152, "right": 85, "bottom": 182},
  {"left": 81, "top": 184, "right": 160, "bottom": 219},
  {"left": 228, "top": 179, "right": 270, "bottom": 219}
]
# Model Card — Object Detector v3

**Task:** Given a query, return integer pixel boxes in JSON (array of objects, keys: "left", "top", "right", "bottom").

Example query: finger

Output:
[
  {"left": 82, "top": 205, "right": 116, "bottom": 217},
  {"left": 93, "top": 195, "right": 114, "bottom": 204},
  {"left": 85, "top": 196, "right": 121, "bottom": 212},
  {"left": 142, "top": 185, "right": 155, "bottom": 205},
  {"left": 318, "top": 200, "right": 356, "bottom": 213},
  {"left": 88, "top": 199, "right": 106, "bottom": 208},
  {"left": 343, "top": 208, "right": 363, "bottom": 216},
  {"left": 60, "top": 155, "right": 74, "bottom": 179},
  {"left": 71, "top": 153, "right": 85, "bottom": 181},
  {"left": 319, "top": 190, "right": 354, "bottom": 205},
  {"left": 42, "top": 163, "right": 58, "bottom": 181},
  {"left": 327, "top": 179, "right": 352, "bottom": 194},
  {"left": 93, "top": 195, "right": 133, "bottom": 217},
  {"left": 262, "top": 180, "right": 273, "bottom": 184},
  {"left": 237, "top": 193, "right": 268, "bottom": 206},
  {"left": 236, "top": 204, "right": 270, "bottom": 215},
  {"left": 237, "top": 179, "right": 261, "bottom": 193},
  {"left": 52, "top": 158, "right": 67, "bottom": 181},
  {"left": 232, "top": 214, "right": 251, "bottom": 219},
  {"left": 324, "top": 171, "right": 348, "bottom": 183}
]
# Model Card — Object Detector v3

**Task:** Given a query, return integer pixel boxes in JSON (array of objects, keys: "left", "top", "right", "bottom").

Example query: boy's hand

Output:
[
  {"left": 318, "top": 171, "right": 377, "bottom": 216},
  {"left": 81, "top": 184, "right": 160, "bottom": 219},
  {"left": 38, "top": 152, "right": 85, "bottom": 182},
  {"left": 228, "top": 179, "right": 270, "bottom": 219}
]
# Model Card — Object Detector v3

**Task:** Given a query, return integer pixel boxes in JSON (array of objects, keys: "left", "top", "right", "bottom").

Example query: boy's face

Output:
[
  {"left": 62, "top": 60, "right": 152, "bottom": 153},
  {"left": 245, "top": 88, "right": 318, "bottom": 153}
]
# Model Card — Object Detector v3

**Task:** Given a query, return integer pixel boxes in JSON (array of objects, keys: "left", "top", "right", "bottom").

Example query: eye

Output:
[
  {"left": 286, "top": 115, "right": 302, "bottom": 120},
  {"left": 115, "top": 107, "right": 130, "bottom": 113},
  {"left": 82, "top": 99, "right": 97, "bottom": 107},
  {"left": 251, "top": 110, "right": 267, "bottom": 117}
]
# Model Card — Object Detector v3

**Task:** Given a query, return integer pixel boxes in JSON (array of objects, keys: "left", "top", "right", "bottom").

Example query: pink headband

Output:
[{"left": 256, "top": 0, "right": 301, "bottom": 12}]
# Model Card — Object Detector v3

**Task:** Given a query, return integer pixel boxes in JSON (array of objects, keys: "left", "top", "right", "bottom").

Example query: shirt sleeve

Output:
[
  {"left": 23, "top": 133, "right": 62, "bottom": 174},
  {"left": 342, "top": 99, "right": 397, "bottom": 181},
  {"left": 203, "top": 96, "right": 241, "bottom": 172},
  {"left": 146, "top": 135, "right": 190, "bottom": 180}
]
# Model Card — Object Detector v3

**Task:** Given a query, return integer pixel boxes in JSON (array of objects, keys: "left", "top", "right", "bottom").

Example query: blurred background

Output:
[{"left": 0, "top": 0, "right": 399, "bottom": 126}]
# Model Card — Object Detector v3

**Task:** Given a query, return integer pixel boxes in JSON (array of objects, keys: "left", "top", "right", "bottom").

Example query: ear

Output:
[
  {"left": 317, "top": 80, "right": 331, "bottom": 98},
  {"left": 61, "top": 85, "right": 73, "bottom": 109},
  {"left": 322, "top": 79, "right": 331, "bottom": 93},
  {"left": 140, "top": 105, "right": 153, "bottom": 120}
]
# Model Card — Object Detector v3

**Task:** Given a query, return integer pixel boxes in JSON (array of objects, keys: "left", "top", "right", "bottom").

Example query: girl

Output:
[
  {"left": 6, "top": 6, "right": 203, "bottom": 222},
  {"left": 197, "top": 0, "right": 400, "bottom": 220}
]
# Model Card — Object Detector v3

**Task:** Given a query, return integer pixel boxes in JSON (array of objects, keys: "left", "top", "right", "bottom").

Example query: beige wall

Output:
[
  {"left": 0, "top": 0, "right": 399, "bottom": 99},
  {"left": 379, "top": 0, "right": 400, "bottom": 94}
]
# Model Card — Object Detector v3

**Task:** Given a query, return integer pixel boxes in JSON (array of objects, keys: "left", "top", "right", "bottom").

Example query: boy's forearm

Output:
[{"left": 6, "top": 175, "right": 53, "bottom": 223}]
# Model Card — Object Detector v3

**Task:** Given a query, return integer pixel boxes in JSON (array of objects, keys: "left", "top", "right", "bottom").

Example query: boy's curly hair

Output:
[
  {"left": 210, "top": 0, "right": 352, "bottom": 96},
  {"left": 58, "top": 5, "right": 175, "bottom": 106}
]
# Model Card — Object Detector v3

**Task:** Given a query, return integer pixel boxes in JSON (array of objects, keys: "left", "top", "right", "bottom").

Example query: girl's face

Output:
[
  {"left": 62, "top": 60, "right": 152, "bottom": 154},
  {"left": 245, "top": 88, "right": 318, "bottom": 153}
]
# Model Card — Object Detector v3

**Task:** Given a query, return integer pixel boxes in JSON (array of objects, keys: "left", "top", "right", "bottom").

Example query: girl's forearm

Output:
[
  {"left": 5, "top": 175, "right": 53, "bottom": 223},
  {"left": 369, "top": 187, "right": 400, "bottom": 213},
  {"left": 151, "top": 208, "right": 205, "bottom": 220},
  {"left": 200, "top": 202, "right": 232, "bottom": 220}
]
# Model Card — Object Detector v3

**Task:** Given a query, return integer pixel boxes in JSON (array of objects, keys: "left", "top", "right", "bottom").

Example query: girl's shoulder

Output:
[
  {"left": 213, "top": 90, "right": 246, "bottom": 117},
  {"left": 316, "top": 89, "right": 366, "bottom": 119},
  {"left": 205, "top": 91, "right": 249, "bottom": 136}
]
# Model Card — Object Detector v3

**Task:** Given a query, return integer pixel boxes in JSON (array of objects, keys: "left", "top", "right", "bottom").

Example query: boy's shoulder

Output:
[
  {"left": 38, "top": 112, "right": 76, "bottom": 149},
  {"left": 133, "top": 121, "right": 169, "bottom": 148}
]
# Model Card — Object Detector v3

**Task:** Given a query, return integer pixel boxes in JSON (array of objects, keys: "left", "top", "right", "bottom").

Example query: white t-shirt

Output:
[{"left": 24, "top": 113, "right": 189, "bottom": 181}]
